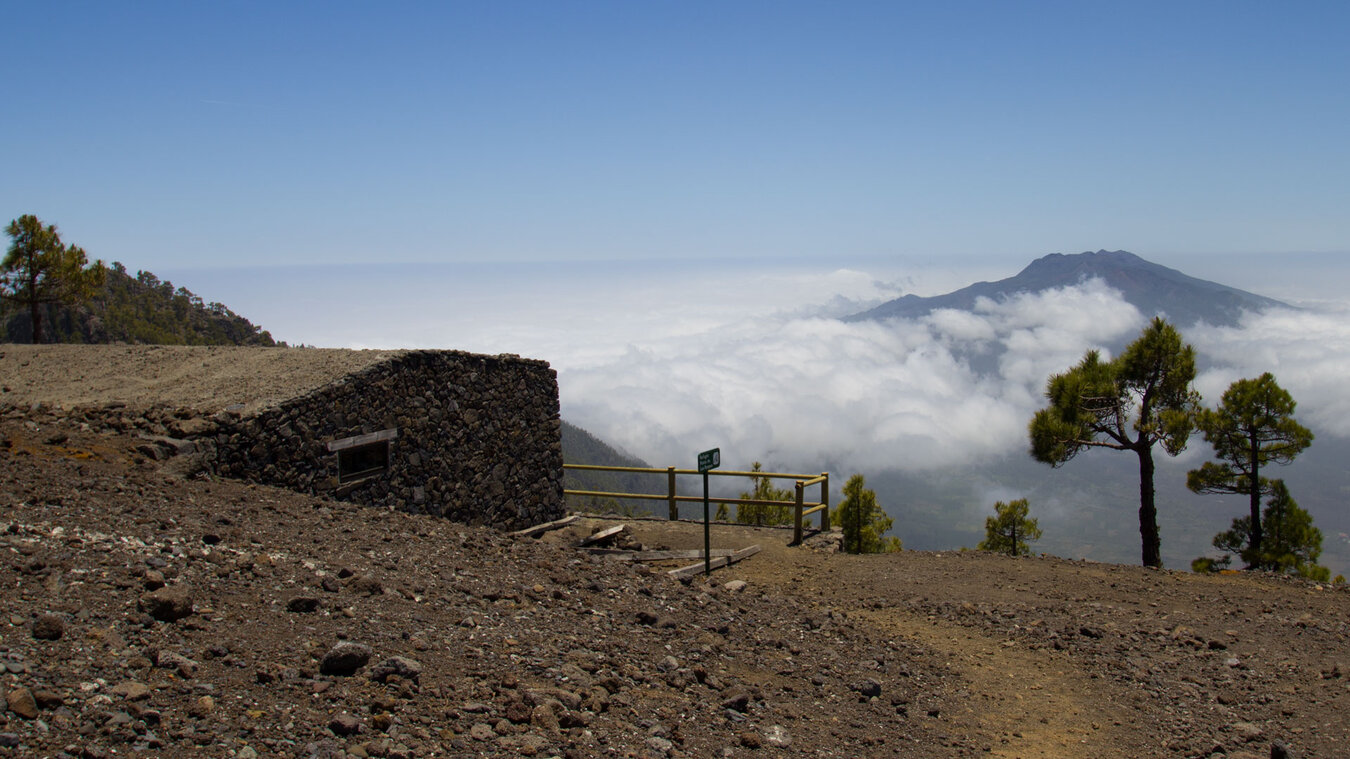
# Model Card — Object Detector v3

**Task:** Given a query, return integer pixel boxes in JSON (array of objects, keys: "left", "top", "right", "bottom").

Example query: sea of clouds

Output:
[{"left": 183, "top": 258, "right": 1350, "bottom": 479}]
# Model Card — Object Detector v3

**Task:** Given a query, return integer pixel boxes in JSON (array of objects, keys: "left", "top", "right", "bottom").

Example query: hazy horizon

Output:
[{"left": 152, "top": 251, "right": 1350, "bottom": 573}]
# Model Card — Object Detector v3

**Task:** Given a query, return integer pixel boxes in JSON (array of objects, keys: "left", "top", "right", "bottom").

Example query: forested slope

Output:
[
  {"left": 1, "top": 262, "right": 278, "bottom": 346},
  {"left": 561, "top": 420, "right": 659, "bottom": 514}
]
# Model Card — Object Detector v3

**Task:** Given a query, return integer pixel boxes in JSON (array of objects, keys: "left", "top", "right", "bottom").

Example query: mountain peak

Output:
[{"left": 846, "top": 250, "right": 1287, "bottom": 327}]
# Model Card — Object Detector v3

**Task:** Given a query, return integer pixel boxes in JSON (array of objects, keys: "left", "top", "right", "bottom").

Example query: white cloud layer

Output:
[
  {"left": 564, "top": 275, "right": 1151, "bottom": 472},
  {"left": 560, "top": 271, "right": 1350, "bottom": 475},
  {"left": 1190, "top": 305, "right": 1350, "bottom": 437},
  {"left": 183, "top": 260, "right": 1350, "bottom": 476}
]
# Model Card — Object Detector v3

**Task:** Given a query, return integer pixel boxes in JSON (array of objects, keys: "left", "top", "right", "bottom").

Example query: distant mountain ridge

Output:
[{"left": 846, "top": 250, "right": 1288, "bottom": 327}]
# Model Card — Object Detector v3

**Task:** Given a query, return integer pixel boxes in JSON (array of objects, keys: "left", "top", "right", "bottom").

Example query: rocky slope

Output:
[
  {"left": 2, "top": 408, "right": 1347, "bottom": 758},
  {"left": 0, "top": 413, "right": 958, "bottom": 758}
]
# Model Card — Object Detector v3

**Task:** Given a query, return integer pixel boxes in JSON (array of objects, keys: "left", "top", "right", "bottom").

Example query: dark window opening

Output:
[{"left": 338, "top": 440, "right": 390, "bottom": 483}]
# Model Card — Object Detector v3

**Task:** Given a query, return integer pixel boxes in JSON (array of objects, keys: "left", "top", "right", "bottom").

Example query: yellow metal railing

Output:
[{"left": 564, "top": 465, "right": 829, "bottom": 545}]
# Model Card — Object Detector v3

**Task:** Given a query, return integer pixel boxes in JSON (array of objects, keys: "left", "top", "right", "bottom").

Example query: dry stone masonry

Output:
[
  {"left": 0, "top": 346, "right": 565, "bottom": 531},
  {"left": 204, "top": 350, "right": 565, "bottom": 530}
]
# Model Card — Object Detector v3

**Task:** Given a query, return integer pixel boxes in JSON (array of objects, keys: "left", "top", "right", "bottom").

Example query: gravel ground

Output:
[{"left": 2, "top": 410, "right": 1347, "bottom": 759}]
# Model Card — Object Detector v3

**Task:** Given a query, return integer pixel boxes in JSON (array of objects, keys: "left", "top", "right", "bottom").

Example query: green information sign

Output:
[
  {"left": 697, "top": 447, "right": 720, "bottom": 576},
  {"left": 697, "top": 447, "right": 721, "bottom": 473}
]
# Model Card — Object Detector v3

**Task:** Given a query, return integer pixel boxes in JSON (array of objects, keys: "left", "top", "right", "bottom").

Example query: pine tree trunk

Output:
[
  {"left": 29, "top": 299, "right": 42, "bottom": 344},
  {"left": 1137, "top": 446, "right": 1162, "bottom": 567},
  {"left": 1247, "top": 435, "right": 1262, "bottom": 567}
]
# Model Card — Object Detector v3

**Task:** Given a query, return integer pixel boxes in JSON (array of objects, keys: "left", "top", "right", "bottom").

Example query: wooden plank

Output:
[
  {"left": 577, "top": 524, "right": 626, "bottom": 547},
  {"left": 509, "top": 514, "right": 579, "bottom": 538},
  {"left": 667, "top": 545, "right": 762, "bottom": 579},
  {"left": 580, "top": 548, "right": 736, "bottom": 562}
]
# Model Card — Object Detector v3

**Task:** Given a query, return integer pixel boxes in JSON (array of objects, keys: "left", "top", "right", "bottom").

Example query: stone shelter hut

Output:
[{"left": 0, "top": 345, "right": 565, "bottom": 530}]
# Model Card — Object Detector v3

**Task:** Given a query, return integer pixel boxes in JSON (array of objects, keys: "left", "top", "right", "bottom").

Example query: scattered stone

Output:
[
  {"left": 140, "top": 585, "right": 194, "bottom": 622},
  {"left": 853, "top": 678, "right": 882, "bottom": 699},
  {"left": 32, "top": 689, "right": 62, "bottom": 710},
  {"left": 763, "top": 725, "right": 792, "bottom": 748},
  {"left": 526, "top": 687, "right": 582, "bottom": 711},
  {"left": 5, "top": 687, "right": 39, "bottom": 719},
  {"left": 349, "top": 576, "right": 384, "bottom": 596},
  {"left": 371, "top": 711, "right": 394, "bottom": 731},
  {"left": 288, "top": 596, "right": 321, "bottom": 613},
  {"left": 320, "top": 642, "right": 372, "bottom": 676},
  {"left": 188, "top": 696, "right": 216, "bottom": 718},
  {"left": 505, "top": 701, "right": 532, "bottom": 723},
  {"left": 1232, "top": 721, "right": 1265, "bottom": 742},
  {"left": 329, "top": 713, "right": 362, "bottom": 736},
  {"left": 723, "top": 580, "right": 747, "bottom": 592},
  {"left": 469, "top": 723, "right": 495, "bottom": 741},
  {"left": 369, "top": 656, "right": 422, "bottom": 684},
  {"left": 721, "top": 686, "right": 751, "bottom": 713},
  {"left": 142, "top": 570, "right": 166, "bottom": 590},
  {"left": 531, "top": 704, "right": 560, "bottom": 732},
  {"left": 559, "top": 709, "right": 590, "bottom": 728},
  {"left": 32, "top": 613, "right": 65, "bottom": 640},
  {"left": 739, "top": 731, "right": 762, "bottom": 748},
  {"left": 156, "top": 651, "right": 199, "bottom": 677},
  {"left": 109, "top": 681, "right": 152, "bottom": 701}
]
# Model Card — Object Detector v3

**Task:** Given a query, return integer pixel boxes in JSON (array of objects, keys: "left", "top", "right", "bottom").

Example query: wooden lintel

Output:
[
  {"left": 326, "top": 427, "right": 399, "bottom": 452},
  {"left": 667, "top": 545, "right": 762, "bottom": 579}
]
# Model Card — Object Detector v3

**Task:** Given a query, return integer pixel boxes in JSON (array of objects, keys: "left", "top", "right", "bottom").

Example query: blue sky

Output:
[
  {"left": 5, "top": 1, "right": 1349, "bottom": 271},
  {"left": 7, "top": 2, "right": 1350, "bottom": 570}
]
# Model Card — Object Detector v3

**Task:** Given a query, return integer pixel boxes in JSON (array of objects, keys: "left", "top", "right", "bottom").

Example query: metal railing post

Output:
[
  {"left": 792, "top": 480, "right": 805, "bottom": 545},
  {"left": 667, "top": 466, "right": 677, "bottom": 520},
  {"left": 820, "top": 473, "right": 830, "bottom": 531}
]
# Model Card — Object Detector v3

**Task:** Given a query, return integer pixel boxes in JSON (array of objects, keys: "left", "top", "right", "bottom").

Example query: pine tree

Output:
[
  {"left": 1187, "top": 374, "right": 1313, "bottom": 566},
  {"left": 1198, "top": 480, "right": 1329, "bottom": 580},
  {"left": 1029, "top": 318, "right": 1200, "bottom": 567},
  {"left": 735, "top": 462, "right": 793, "bottom": 526},
  {"left": 978, "top": 498, "right": 1043, "bottom": 557},
  {"left": 830, "top": 474, "right": 901, "bottom": 554},
  {"left": 2, "top": 214, "right": 106, "bottom": 343}
]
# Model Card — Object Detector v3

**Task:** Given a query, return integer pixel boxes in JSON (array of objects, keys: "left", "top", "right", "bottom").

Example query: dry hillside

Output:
[
  {"left": 0, "top": 408, "right": 1347, "bottom": 758},
  {"left": 0, "top": 344, "right": 406, "bottom": 415}
]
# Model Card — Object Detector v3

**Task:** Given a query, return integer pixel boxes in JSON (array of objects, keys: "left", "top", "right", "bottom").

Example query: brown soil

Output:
[
  {"left": 552, "top": 518, "right": 1350, "bottom": 759},
  {"left": 0, "top": 345, "right": 405, "bottom": 414},
  {"left": 1, "top": 412, "right": 1347, "bottom": 758}
]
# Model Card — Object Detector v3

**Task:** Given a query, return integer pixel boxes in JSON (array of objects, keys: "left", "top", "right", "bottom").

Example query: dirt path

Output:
[
  {"left": 855, "top": 610, "right": 1119, "bottom": 759},
  {"left": 733, "top": 543, "right": 1132, "bottom": 759},
  {"left": 566, "top": 516, "right": 1350, "bottom": 758},
  {"left": 565, "top": 518, "right": 1134, "bottom": 757}
]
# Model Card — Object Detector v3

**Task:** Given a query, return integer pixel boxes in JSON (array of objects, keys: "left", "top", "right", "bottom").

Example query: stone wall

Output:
[{"left": 198, "top": 350, "right": 564, "bottom": 530}]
